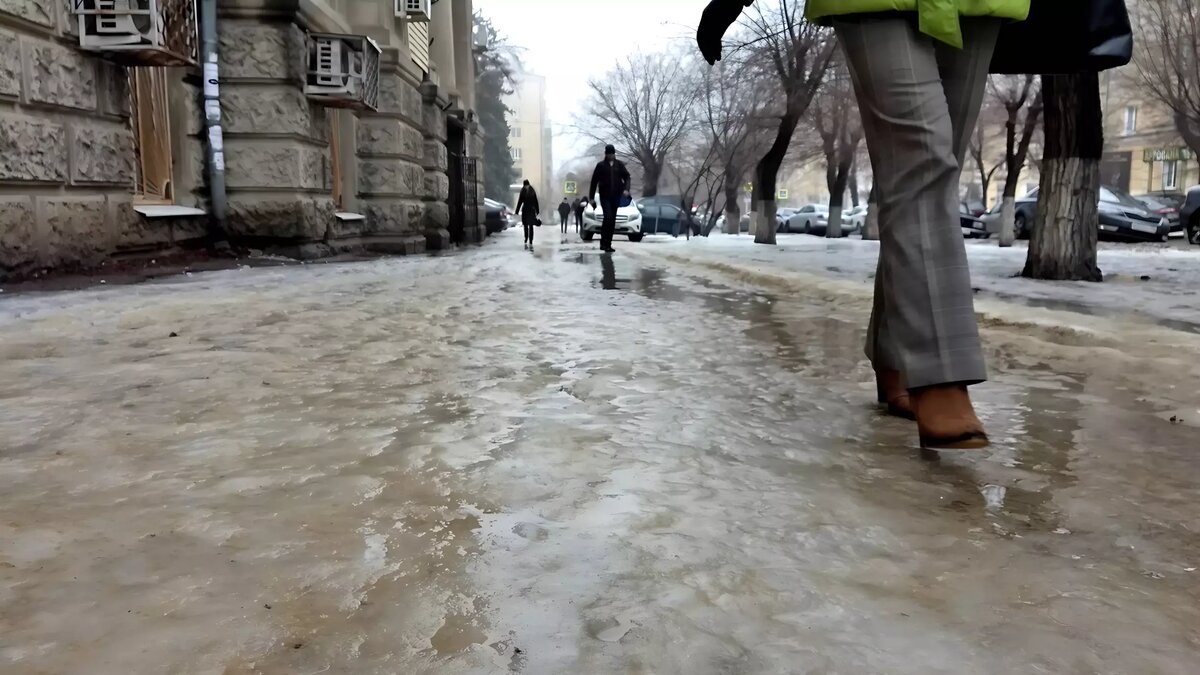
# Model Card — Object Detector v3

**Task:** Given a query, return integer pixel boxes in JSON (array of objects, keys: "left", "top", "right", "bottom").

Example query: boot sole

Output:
[{"left": 919, "top": 432, "right": 990, "bottom": 451}]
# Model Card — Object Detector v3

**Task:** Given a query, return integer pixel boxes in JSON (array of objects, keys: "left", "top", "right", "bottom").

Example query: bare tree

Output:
[
  {"left": 575, "top": 52, "right": 697, "bottom": 197},
  {"left": 1132, "top": 0, "right": 1200, "bottom": 156},
  {"left": 1023, "top": 74, "right": 1103, "bottom": 281},
  {"left": 967, "top": 102, "right": 1004, "bottom": 212},
  {"left": 862, "top": 183, "right": 880, "bottom": 240},
  {"left": 697, "top": 56, "right": 774, "bottom": 233},
  {"left": 734, "top": 0, "right": 837, "bottom": 244},
  {"left": 811, "top": 60, "right": 864, "bottom": 238},
  {"left": 990, "top": 75, "right": 1044, "bottom": 246}
]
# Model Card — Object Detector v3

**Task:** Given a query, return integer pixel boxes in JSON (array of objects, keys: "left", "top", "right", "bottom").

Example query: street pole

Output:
[{"left": 199, "top": 0, "right": 229, "bottom": 245}]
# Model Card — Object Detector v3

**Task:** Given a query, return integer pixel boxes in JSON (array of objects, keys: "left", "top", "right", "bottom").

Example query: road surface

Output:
[{"left": 2, "top": 231, "right": 1198, "bottom": 674}]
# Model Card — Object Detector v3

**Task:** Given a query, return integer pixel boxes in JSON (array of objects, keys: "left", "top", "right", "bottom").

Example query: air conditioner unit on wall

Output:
[
  {"left": 396, "top": 0, "right": 432, "bottom": 22},
  {"left": 303, "top": 33, "right": 381, "bottom": 112},
  {"left": 73, "top": 0, "right": 198, "bottom": 67}
]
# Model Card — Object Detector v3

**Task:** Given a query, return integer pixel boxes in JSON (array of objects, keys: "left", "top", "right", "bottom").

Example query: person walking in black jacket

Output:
[
  {"left": 514, "top": 180, "right": 540, "bottom": 248},
  {"left": 572, "top": 197, "right": 586, "bottom": 233},
  {"left": 589, "top": 144, "right": 632, "bottom": 253},
  {"left": 557, "top": 198, "right": 571, "bottom": 233}
]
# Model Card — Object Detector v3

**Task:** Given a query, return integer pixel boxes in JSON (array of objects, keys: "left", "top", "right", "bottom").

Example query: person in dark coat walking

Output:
[
  {"left": 572, "top": 197, "right": 586, "bottom": 233},
  {"left": 514, "top": 180, "right": 540, "bottom": 248},
  {"left": 589, "top": 144, "right": 632, "bottom": 253},
  {"left": 557, "top": 198, "right": 571, "bottom": 233}
]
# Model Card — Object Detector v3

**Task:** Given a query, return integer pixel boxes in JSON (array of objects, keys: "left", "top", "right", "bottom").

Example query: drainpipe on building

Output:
[{"left": 199, "top": 0, "right": 230, "bottom": 247}]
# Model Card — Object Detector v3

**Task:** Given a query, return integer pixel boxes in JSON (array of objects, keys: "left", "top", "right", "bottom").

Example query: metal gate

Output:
[{"left": 464, "top": 155, "right": 479, "bottom": 235}]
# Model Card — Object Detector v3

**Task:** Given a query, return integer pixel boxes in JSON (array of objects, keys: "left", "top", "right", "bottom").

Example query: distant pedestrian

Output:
[
  {"left": 588, "top": 144, "right": 631, "bottom": 254},
  {"left": 558, "top": 198, "right": 571, "bottom": 233},
  {"left": 572, "top": 197, "right": 586, "bottom": 233},
  {"left": 514, "top": 179, "right": 540, "bottom": 249}
]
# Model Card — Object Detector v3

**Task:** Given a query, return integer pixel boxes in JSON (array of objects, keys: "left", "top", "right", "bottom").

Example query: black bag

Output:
[{"left": 989, "top": 0, "right": 1132, "bottom": 74}]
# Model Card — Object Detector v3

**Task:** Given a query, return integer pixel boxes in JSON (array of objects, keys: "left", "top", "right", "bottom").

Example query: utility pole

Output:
[{"left": 199, "top": 0, "right": 230, "bottom": 246}]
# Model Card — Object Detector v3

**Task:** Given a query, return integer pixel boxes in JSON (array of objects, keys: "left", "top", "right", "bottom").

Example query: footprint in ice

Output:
[{"left": 512, "top": 523, "right": 549, "bottom": 541}]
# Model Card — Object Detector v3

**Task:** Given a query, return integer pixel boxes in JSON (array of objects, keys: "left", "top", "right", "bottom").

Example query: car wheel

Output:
[
  {"left": 581, "top": 231, "right": 595, "bottom": 242},
  {"left": 802, "top": 221, "right": 811, "bottom": 235},
  {"left": 1014, "top": 213, "right": 1028, "bottom": 239},
  {"left": 1189, "top": 221, "right": 1200, "bottom": 245},
  {"left": 628, "top": 233, "right": 644, "bottom": 243}
]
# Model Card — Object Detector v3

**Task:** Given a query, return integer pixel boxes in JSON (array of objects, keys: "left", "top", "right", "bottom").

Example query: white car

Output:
[
  {"left": 582, "top": 200, "right": 644, "bottom": 242},
  {"left": 843, "top": 205, "right": 869, "bottom": 232},
  {"left": 785, "top": 204, "right": 831, "bottom": 235}
]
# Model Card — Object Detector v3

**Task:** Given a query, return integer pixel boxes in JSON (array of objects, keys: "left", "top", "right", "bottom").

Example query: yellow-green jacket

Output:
[{"left": 806, "top": 0, "right": 1031, "bottom": 48}]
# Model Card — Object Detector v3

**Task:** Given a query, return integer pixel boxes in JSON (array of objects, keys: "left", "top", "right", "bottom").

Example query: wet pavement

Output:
[{"left": 1, "top": 230, "right": 1198, "bottom": 674}]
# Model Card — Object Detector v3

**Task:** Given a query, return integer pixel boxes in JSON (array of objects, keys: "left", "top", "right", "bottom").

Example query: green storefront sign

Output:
[{"left": 1143, "top": 147, "right": 1196, "bottom": 162}]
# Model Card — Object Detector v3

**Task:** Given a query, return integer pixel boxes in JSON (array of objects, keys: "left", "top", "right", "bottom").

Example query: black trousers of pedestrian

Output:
[
  {"left": 523, "top": 222, "right": 535, "bottom": 245},
  {"left": 600, "top": 200, "right": 618, "bottom": 250},
  {"left": 575, "top": 212, "right": 583, "bottom": 231},
  {"left": 560, "top": 214, "right": 568, "bottom": 233}
]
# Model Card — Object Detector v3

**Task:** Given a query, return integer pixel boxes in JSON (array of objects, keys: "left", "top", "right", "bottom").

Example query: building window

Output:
[
  {"left": 1123, "top": 105, "right": 1138, "bottom": 135},
  {"left": 1163, "top": 160, "right": 1179, "bottom": 190},
  {"left": 130, "top": 67, "right": 174, "bottom": 203},
  {"left": 511, "top": 147, "right": 522, "bottom": 160},
  {"left": 511, "top": 126, "right": 521, "bottom": 138}
]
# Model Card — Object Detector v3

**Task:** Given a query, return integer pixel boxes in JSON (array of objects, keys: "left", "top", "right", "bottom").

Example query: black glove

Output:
[{"left": 697, "top": 0, "right": 754, "bottom": 65}]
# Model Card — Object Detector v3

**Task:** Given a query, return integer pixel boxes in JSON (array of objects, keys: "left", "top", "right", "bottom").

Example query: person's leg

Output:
[
  {"left": 836, "top": 15, "right": 987, "bottom": 390},
  {"left": 601, "top": 201, "right": 616, "bottom": 250}
]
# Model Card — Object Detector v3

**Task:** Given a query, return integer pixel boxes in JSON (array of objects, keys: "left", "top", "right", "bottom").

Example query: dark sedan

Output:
[
  {"left": 977, "top": 187, "right": 1170, "bottom": 242},
  {"left": 483, "top": 198, "right": 510, "bottom": 234},
  {"left": 1134, "top": 192, "right": 1184, "bottom": 236},
  {"left": 636, "top": 195, "right": 699, "bottom": 237}
]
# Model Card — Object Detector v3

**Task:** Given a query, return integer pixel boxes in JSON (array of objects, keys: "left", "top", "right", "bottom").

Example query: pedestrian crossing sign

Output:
[
  {"left": 564, "top": 180, "right": 578, "bottom": 195},
  {"left": 777, "top": 188, "right": 789, "bottom": 200}
]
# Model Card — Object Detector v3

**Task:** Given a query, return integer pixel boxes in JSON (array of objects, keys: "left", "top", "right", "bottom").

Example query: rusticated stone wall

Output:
[
  {"left": 0, "top": 0, "right": 205, "bottom": 280},
  {"left": 352, "top": 49, "right": 427, "bottom": 254},
  {"left": 217, "top": 16, "right": 336, "bottom": 242}
]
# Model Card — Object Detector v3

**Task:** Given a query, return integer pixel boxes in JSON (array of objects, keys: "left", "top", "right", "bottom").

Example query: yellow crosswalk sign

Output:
[{"left": 564, "top": 180, "right": 578, "bottom": 195}]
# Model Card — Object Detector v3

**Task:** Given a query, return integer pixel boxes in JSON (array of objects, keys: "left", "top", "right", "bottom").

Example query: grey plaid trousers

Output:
[{"left": 835, "top": 14, "right": 998, "bottom": 389}]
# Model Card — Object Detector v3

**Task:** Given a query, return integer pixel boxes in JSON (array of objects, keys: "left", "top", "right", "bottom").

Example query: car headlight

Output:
[{"left": 629, "top": 212, "right": 640, "bottom": 221}]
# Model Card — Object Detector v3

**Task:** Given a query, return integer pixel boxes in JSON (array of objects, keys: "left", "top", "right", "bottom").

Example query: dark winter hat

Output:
[{"left": 604, "top": 144, "right": 616, "bottom": 155}]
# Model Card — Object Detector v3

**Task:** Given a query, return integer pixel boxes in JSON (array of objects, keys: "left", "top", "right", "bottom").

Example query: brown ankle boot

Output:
[
  {"left": 876, "top": 370, "right": 915, "bottom": 420},
  {"left": 911, "top": 385, "right": 989, "bottom": 450}
]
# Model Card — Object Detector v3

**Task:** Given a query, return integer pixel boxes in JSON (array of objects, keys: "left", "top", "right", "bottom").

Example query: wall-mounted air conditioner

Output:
[
  {"left": 73, "top": 0, "right": 198, "bottom": 66},
  {"left": 396, "top": 0, "right": 432, "bottom": 22},
  {"left": 303, "top": 33, "right": 381, "bottom": 112}
]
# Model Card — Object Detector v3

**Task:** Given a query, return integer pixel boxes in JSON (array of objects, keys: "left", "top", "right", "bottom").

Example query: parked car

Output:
[
  {"left": 1134, "top": 192, "right": 1184, "bottom": 236},
  {"left": 776, "top": 207, "right": 799, "bottom": 230},
  {"left": 636, "top": 195, "right": 699, "bottom": 236},
  {"left": 715, "top": 213, "right": 751, "bottom": 232},
  {"left": 976, "top": 187, "right": 1168, "bottom": 242},
  {"left": 976, "top": 194, "right": 1038, "bottom": 239},
  {"left": 960, "top": 199, "right": 987, "bottom": 217},
  {"left": 843, "top": 205, "right": 869, "bottom": 233},
  {"left": 582, "top": 200, "right": 644, "bottom": 242},
  {"left": 483, "top": 198, "right": 510, "bottom": 234},
  {"left": 785, "top": 204, "right": 831, "bottom": 235},
  {"left": 960, "top": 202, "right": 989, "bottom": 238}
]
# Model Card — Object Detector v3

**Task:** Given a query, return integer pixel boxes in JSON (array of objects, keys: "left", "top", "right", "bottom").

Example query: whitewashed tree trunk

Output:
[
  {"left": 752, "top": 201, "right": 777, "bottom": 244},
  {"left": 724, "top": 204, "right": 741, "bottom": 235},
  {"left": 862, "top": 200, "right": 880, "bottom": 240},
  {"left": 999, "top": 196, "right": 1016, "bottom": 247},
  {"left": 826, "top": 204, "right": 843, "bottom": 238}
]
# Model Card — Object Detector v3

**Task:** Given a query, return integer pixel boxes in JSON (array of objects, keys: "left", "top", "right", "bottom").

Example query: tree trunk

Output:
[
  {"left": 1023, "top": 73, "right": 1103, "bottom": 282},
  {"left": 642, "top": 159, "right": 662, "bottom": 198},
  {"left": 723, "top": 169, "right": 741, "bottom": 234},
  {"left": 998, "top": 196, "right": 1016, "bottom": 247},
  {"left": 863, "top": 185, "right": 880, "bottom": 240},
  {"left": 753, "top": 113, "right": 800, "bottom": 245},
  {"left": 826, "top": 160, "right": 851, "bottom": 238},
  {"left": 848, "top": 166, "right": 860, "bottom": 207}
]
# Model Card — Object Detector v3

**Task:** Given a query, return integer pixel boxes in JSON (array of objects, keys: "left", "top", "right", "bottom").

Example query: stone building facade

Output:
[{"left": 1, "top": 0, "right": 484, "bottom": 281}]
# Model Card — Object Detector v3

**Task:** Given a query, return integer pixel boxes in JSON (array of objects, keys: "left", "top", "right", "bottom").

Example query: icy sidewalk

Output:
[{"left": 635, "top": 234, "right": 1200, "bottom": 333}]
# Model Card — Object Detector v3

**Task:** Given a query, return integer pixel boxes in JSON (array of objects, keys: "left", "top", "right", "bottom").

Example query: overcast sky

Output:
[{"left": 474, "top": 0, "right": 703, "bottom": 170}]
